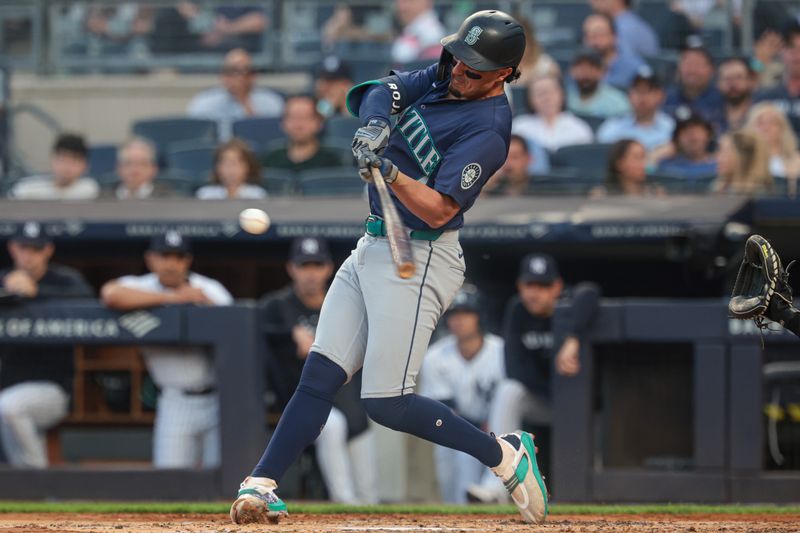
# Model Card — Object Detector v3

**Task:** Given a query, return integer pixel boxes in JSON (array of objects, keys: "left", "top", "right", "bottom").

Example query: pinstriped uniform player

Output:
[
  {"left": 231, "top": 10, "right": 549, "bottom": 525},
  {"left": 101, "top": 231, "right": 232, "bottom": 468},
  {"left": 419, "top": 284, "right": 505, "bottom": 504}
]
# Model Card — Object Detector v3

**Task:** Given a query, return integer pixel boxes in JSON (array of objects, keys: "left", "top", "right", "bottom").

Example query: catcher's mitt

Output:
[{"left": 728, "top": 235, "right": 792, "bottom": 320}]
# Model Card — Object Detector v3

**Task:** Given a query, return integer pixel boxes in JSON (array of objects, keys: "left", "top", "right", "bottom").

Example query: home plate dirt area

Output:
[{"left": 0, "top": 512, "right": 798, "bottom": 533}]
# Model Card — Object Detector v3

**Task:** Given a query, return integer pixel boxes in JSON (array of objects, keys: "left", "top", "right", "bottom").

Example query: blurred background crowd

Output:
[{"left": 2, "top": 0, "right": 800, "bottom": 199}]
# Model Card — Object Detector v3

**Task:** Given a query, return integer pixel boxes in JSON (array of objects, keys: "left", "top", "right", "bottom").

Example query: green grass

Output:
[{"left": 0, "top": 502, "right": 798, "bottom": 515}]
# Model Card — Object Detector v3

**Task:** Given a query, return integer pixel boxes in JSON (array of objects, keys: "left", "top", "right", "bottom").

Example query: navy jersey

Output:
[{"left": 353, "top": 64, "right": 512, "bottom": 231}]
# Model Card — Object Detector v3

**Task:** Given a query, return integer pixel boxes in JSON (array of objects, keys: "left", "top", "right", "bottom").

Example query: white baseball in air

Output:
[{"left": 239, "top": 208, "right": 271, "bottom": 234}]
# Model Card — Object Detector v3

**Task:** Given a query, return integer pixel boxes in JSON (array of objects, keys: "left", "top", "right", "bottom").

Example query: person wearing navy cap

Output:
[
  {"left": 259, "top": 236, "right": 377, "bottom": 505},
  {"left": 315, "top": 56, "right": 354, "bottom": 118},
  {"left": 101, "top": 230, "right": 233, "bottom": 469},
  {"left": 662, "top": 37, "right": 724, "bottom": 128},
  {"left": 468, "top": 253, "right": 601, "bottom": 503},
  {"left": 0, "top": 221, "right": 94, "bottom": 468},
  {"left": 597, "top": 66, "right": 676, "bottom": 152},
  {"left": 2, "top": 221, "right": 93, "bottom": 300}
]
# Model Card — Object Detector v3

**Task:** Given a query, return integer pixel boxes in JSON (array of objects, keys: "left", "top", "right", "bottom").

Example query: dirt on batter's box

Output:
[{"left": 0, "top": 513, "right": 799, "bottom": 533}]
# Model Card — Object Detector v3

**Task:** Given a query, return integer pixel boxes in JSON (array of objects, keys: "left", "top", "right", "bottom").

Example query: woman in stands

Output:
[
  {"left": 512, "top": 75, "right": 593, "bottom": 152},
  {"left": 591, "top": 139, "right": 665, "bottom": 197},
  {"left": 712, "top": 130, "right": 773, "bottom": 196},
  {"left": 744, "top": 103, "right": 800, "bottom": 197},
  {"left": 196, "top": 138, "right": 267, "bottom": 200}
]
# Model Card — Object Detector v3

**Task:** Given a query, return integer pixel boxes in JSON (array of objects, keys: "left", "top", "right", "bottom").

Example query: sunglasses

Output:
[{"left": 452, "top": 58, "right": 483, "bottom": 80}]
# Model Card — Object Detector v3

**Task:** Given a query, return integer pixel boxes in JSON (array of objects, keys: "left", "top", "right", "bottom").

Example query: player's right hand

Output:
[
  {"left": 3, "top": 270, "right": 38, "bottom": 298},
  {"left": 357, "top": 150, "right": 399, "bottom": 184},
  {"left": 169, "top": 285, "right": 212, "bottom": 305},
  {"left": 352, "top": 118, "right": 390, "bottom": 158}
]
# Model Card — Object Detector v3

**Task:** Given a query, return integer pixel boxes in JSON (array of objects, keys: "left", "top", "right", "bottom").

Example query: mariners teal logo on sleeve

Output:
[
  {"left": 397, "top": 107, "right": 442, "bottom": 177},
  {"left": 461, "top": 163, "right": 482, "bottom": 189},
  {"left": 465, "top": 26, "right": 483, "bottom": 45}
]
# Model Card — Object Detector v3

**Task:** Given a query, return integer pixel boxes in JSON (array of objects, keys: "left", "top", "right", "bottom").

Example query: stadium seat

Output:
[
  {"left": 88, "top": 144, "right": 118, "bottom": 181},
  {"left": 347, "top": 58, "right": 391, "bottom": 84},
  {"left": 573, "top": 113, "right": 606, "bottom": 134},
  {"left": 261, "top": 167, "right": 296, "bottom": 196},
  {"left": 154, "top": 171, "right": 195, "bottom": 196},
  {"left": 393, "top": 59, "right": 435, "bottom": 73},
  {"left": 132, "top": 117, "right": 217, "bottom": 166},
  {"left": 772, "top": 175, "right": 790, "bottom": 197},
  {"left": 529, "top": 171, "right": 600, "bottom": 195},
  {"left": 521, "top": 2, "right": 591, "bottom": 48},
  {"left": 649, "top": 173, "right": 716, "bottom": 194},
  {"left": 323, "top": 116, "right": 361, "bottom": 143},
  {"left": 297, "top": 167, "right": 367, "bottom": 196},
  {"left": 509, "top": 85, "right": 529, "bottom": 117},
  {"left": 165, "top": 142, "right": 216, "bottom": 186},
  {"left": 644, "top": 55, "right": 679, "bottom": 86},
  {"left": 636, "top": 1, "right": 673, "bottom": 33},
  {"left": 232, "top": 117, "right": 285, "bottom": 153},
  {"left": 550, "top": 143, "right": 614, "bottom": 178}
]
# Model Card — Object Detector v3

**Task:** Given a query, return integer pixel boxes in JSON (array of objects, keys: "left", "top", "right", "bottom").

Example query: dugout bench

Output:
[{"left": 552, "top": 300, "right": 800, "bottom": 503}]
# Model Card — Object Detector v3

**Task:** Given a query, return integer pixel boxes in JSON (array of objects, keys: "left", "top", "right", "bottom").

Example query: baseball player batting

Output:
[{"left": 231, "top": 10, "right": 548, "bottom": 525}]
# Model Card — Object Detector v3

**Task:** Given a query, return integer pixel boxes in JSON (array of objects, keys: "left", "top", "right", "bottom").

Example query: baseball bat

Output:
[{"left": 370, "top": 166, "right": 416, "bottom": 279}]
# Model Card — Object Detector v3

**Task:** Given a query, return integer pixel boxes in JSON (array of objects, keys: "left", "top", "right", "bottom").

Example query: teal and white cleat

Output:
[
  {"left": 230, "top": 476, "right": 289, "bottom": 524},
  {"left": 491, "top": 432, "right": 548, "bottom": 524}
]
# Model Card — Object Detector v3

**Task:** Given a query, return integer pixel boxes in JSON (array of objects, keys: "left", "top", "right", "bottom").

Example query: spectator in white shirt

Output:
[
  {"left": 187, "top": 48, "right": 284, "bottom": 140},
  {"left": 196, "top": 138, "right": 267, "bottom": 200},
  {"left": 391, "top": 0, "right": 445, "bottom": 64},
  {"left": 513, "top": 75, "right": 594, "bottom": 153},
  {"left": 9, "top": 133, "right": 99, "bottom": 200}
]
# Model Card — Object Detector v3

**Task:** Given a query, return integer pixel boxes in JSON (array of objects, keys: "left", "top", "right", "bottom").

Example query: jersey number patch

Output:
[{"left": 461, "top": 163, "right": 482, "bottom": 189}]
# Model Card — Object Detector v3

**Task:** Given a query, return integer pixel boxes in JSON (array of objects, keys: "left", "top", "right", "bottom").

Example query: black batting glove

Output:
[
  {"left": 352, "top": 118, "right": 391, "bottom": 158},
  {"left": 357, "top": 150, "right": 399, "bottom": 184}
]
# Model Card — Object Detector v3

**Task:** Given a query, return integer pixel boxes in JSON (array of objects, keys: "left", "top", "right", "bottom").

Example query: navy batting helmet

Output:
[{"left": 439, "top": 10, "right": 526, "bottom": 81}]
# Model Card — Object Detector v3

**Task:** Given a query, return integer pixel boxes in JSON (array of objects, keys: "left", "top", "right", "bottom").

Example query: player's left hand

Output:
[
  {"left": 352, "top": 118, "right": 391, "bottom": 157},
  {"left": 357, "top": 150, "right": 399, "bottom": 184}
]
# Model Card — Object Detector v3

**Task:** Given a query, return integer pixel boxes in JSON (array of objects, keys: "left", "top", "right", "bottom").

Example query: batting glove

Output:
[
  {"left": 352, "top": 118, "right": 391, "bottom": 158},
  {"left": 357, "top": 150, "right": 399, "bottom": 184}
]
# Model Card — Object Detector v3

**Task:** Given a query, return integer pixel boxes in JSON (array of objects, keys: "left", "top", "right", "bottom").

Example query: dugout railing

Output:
[
  {"left": 0, "top": 300, "right": 797, "bottom": 501},
  {"left": 0, "top": 300, "right": 265, "bottom": 500}
]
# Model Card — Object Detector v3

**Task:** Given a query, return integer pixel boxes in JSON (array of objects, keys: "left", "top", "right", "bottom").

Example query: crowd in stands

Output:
[{"left": 8, "top": 2, "right": 800, "bottom": 200}]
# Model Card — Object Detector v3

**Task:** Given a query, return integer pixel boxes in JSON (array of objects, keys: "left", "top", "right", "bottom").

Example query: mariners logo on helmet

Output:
[
  {"left": 465, "top": 26, "right": 483, "bottom": 46},
  {"left": 461, "top": 163, "right": 482, "bottom": 189}
]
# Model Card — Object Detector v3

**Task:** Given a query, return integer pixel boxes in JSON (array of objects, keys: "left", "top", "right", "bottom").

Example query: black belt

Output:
[{"left": 183, "top": 386, "right": 217, "bottom": 396}]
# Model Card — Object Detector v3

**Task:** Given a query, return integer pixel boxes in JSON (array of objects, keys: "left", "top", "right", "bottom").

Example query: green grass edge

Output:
[{"left": 0, "top": 502, "right": 798, "bottom": 515}]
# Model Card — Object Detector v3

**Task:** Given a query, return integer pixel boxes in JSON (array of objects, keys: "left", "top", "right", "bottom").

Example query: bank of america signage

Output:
[{"left": 0, "top": 312, "right": 161, "bottom": 340}]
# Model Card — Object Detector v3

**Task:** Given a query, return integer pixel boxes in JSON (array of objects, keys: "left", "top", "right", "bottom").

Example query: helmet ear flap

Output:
[{"left": 437, "top": 49, "right": 455, "bottom": 82}]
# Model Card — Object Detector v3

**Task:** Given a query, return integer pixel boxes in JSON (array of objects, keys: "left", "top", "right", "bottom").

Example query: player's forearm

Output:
[
  {"left": 390, "top": 173, "right": 460, "bottom": 229},
  {"left": 101, "top": 284, "right": 173, "bottom": 310},
  {"left": 357, "top": 85, "right": 393, "bottom": 124}
]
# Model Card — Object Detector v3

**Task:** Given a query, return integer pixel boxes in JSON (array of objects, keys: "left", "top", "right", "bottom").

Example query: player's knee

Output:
[
  {"left": 296, "top": 351, "right": 348, "bottom": 402},
  {"left": 361, "top": 396, "right": 409, "bottom": 430}
]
